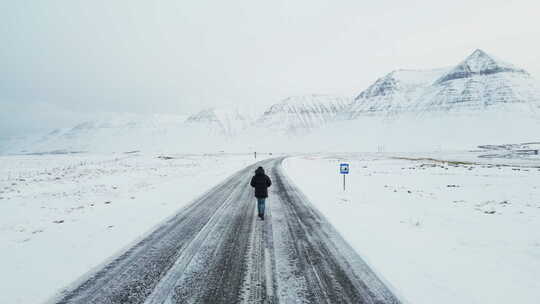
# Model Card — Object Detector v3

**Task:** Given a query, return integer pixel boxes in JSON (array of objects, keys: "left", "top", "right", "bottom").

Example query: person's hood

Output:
[{"left": 255, "top": 166, "right": 265, "bottom": 175}]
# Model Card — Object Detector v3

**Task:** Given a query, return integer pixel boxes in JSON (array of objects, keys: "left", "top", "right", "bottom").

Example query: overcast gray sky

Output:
[{"left": 1, "top": 0, "right": 540, "bottom": 137}]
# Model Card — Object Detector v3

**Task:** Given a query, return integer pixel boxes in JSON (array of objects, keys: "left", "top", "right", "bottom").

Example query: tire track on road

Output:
[
  {"left": 54, "top": 158, "right": 401, "bottom": 304},
  {"left": 54, "top": 168, "right": 250, "bottom": 304}
]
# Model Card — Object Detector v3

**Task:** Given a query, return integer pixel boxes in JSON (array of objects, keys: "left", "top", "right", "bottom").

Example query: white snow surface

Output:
[
  {"left": 271, "top": 109, "right": 540, "bottom": 153},
  {"left": 0, "top": 152, "right": 264, "bottom": 304},
  {"left": 283, "top": 153, "right": 540, "bottom": 304},
  {"left": 6, "top": 104, "right": 540, "bottom": 155}
]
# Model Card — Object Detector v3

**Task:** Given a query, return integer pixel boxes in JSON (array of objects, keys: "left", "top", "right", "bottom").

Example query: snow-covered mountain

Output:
[
  {"left": 416, "top": 49, "right": 540, "bottom": 113},
  {"left": 255, "top": 95, "right": 352, "bottom": 134},
  {"left": 185, "top": 108, "right": 254, "bottom": 137},
  {"left": 348, "top": 49, "right": 540, "bottom": 117},
  {"left": 3, "top": 49, "right": 540, "bottom": 154},
  {"left": 1, "top": 113, "right": 231, "bottom": 154},
  {"left": 2, "top": 108, "right": 260, "bottom": 154},
  {"left": 346, "top": 68, "right": 449, "bottom": 118}
]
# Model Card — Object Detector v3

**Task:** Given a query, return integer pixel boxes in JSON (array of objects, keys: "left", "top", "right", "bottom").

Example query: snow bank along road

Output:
[{"left": 53, "top": 157, "right": 400, "bottom": 304}]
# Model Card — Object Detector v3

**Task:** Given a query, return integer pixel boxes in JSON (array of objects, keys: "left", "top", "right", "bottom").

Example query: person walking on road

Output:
[{"left": 250, "top": 166, "right": 272, "bottom": 220}]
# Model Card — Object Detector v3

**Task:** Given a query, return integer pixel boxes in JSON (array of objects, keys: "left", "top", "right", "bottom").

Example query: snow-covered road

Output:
[{"left": 52, "top": 158, "right": 400, "bottom": 304}]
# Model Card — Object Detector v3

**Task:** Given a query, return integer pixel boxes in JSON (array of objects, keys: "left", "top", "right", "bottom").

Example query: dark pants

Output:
[{"left": 257, "top": 198, "right": 266, "bottom": 216}]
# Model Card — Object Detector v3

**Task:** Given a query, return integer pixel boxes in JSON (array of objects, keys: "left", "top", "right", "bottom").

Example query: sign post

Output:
[{"left": 340, "top": 163, "right": 349, "bottom": 191}]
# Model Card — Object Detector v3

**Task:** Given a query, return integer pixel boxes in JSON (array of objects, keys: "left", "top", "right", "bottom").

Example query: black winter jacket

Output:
[{"left": 250, "top": 167, "right": 272, "bottom": 198}]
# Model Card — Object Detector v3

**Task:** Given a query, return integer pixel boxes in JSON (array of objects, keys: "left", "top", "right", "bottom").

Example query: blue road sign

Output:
[{"left": 340, "top": 163, "right": 349, "bottom": 174}]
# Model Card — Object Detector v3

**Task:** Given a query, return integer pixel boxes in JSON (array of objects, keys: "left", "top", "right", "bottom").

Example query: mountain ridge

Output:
[
  {"left": 2, "top": 49, "right": 540, "bottom": 154},
  {"left": 349, "top": 49, "right": 540, "bottom": 116},
  {"left": 435, "top": 49, "right": 528, "bottom": 84},
  {"left": 254, "top": 94, "right": 352, "bottom": 134}
]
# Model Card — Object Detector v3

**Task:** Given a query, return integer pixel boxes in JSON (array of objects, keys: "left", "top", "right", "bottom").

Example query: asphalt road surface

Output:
[{"left": 54, "top": 158, "right": 401, "bottom": 304}]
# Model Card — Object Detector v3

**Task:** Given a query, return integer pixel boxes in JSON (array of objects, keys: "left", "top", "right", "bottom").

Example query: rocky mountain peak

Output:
[
  {"left": 436, "top": 49, "right": 528, "bottom": 84},
  {"left": 356, "top": 69, "right": 450, "bottom": 101}
]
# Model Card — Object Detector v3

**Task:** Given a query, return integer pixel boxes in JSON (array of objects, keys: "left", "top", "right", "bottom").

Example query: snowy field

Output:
[
  {"left": 284, "top": 152, "right": 540, "bottom": 304},
  {"left": 3, "top": 149, "right": 539, "bottom": 304},
  {"left": 0, "top": 152, "right": 263, "bottom": 304}
]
